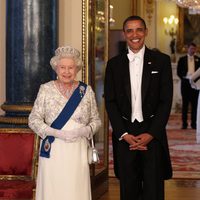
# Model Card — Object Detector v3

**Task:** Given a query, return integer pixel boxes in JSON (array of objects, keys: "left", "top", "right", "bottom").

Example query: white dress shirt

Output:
[
  {"left": 127, "top": 46, "right": 145, "bottom": 123},
  {"left": 119, "top": 46, "right": 145, "bottom": 140},
  {"left": 187, "top": 54, "right": 195, "bottom": 78}
]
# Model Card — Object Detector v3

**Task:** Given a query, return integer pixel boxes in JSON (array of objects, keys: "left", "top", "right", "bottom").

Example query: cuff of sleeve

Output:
[{"left": 119, "top": 132, "right": 128, "bottom": 141}]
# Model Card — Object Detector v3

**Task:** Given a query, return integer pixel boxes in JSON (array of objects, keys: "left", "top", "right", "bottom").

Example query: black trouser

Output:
[
  {"left": 117, "top": 121, "right": 165, "bottom": 200},
  {"left": 181, "top": 79, "right": 199, "bottom": 128}
]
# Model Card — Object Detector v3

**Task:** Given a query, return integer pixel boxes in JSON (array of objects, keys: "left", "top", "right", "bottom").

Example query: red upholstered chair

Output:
[{"left": 0, "top": 128, "right": 39, "bottom": 200}]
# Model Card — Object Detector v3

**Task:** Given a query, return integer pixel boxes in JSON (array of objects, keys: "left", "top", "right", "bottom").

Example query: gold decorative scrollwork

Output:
[
  {"left": 177, "top": 7, "right": 200, "bottom": 53},
  {"left": 145, "top": 0, "right": 154, "bottom": 25}
]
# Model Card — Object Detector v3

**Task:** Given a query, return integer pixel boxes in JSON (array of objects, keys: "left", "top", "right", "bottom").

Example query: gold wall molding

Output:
[
  {"left": 0, "top": 127, "right": 32, "bottom": 133},
  {"left": 1, "top": 104, "right": 32, "bottom": 112},
  {"left": 0, "top": 104, "right": 31, "bottom": 124},
  {"left": 132, "top": 0, "right": 138, "bottom": 15},
  {"left": 0, "top": 116, "right": 28, "bottom": 124},
  {"left": 145, "top": 0, "right": 154, "bottom": 25},
  {"left": 82, "top": 1, "right": 109, "bottom": 198},
  {"left": 82, "top": 0, "right": 90, "bottom": 84}
]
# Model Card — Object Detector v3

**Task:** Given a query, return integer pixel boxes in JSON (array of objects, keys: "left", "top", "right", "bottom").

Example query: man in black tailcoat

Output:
[
  {"left": 177, "top": 42, "right": 200, "bottom": 129},
  {"left": 104, "top": 15, "right": 173, "bottom": 200}
]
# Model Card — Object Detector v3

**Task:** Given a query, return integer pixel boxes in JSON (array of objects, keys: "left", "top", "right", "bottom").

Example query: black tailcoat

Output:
[{"left": 104, "top": 47, "right": 173, "bottom": 180}]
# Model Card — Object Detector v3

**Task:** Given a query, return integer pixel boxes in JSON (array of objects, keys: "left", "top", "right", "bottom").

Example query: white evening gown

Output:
[
  {"left": 196, "top": 95, "right": 200, "bottom": 143},
  {"left": 28, "top": 81, "right": 101, "bottom": 200},
  {"left": 190, "top": 68, "right": 200, "bottom": 143}
]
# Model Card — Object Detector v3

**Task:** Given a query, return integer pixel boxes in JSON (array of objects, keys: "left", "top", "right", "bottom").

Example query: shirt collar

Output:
[
  {"left": 128, "top": 45, "right": 145, "bottom": 59},
  {"left": 187, "top": 54, "right": 195, "bottom": 58}
]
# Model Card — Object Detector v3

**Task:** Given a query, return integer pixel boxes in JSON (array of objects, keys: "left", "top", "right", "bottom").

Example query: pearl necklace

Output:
[{"left": 58, "top": 81, "right": 75, "bottom": 99}]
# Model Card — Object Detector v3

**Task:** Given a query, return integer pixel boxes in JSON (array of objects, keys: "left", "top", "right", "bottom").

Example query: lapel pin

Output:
[{"left": 148, "top": 62, "right": 152, "bottom": 64}]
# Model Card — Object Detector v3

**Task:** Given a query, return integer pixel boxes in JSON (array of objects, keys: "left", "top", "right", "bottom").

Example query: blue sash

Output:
[{"left": 40, "top": 81, "right": 87, "bottom": 158}]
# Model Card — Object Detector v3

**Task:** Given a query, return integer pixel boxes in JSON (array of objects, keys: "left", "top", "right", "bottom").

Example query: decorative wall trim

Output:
[
  {"left": 145, "top": 0, "right": 154, "bottom": 25},
  {"left": 0, "top": 116, "right": 28, "bottom": 124},
  {"left": 82, "top": 0, "right": 89, "bottom": 83},
  {"left": 1, "top": 104, "right": 32, "bottom": 112}
]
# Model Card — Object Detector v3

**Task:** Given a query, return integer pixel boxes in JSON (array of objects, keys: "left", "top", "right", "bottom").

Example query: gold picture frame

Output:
[
  {"left": 82, "top": 0, "right": 109, "bottom": 171},
  {"left": 82, "top": 0, "right": 109, "bottom": 199},
  {"left": 177, "top": 7, "right": 200, "bottom": 53}
]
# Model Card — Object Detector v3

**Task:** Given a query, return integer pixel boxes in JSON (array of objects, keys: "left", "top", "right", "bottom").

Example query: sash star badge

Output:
[
  {"left": 79, "top": 85, "right": 86, "bottom": 97},
  {"left": 44, "top": 139, "right": 51, "bottom": 152}
]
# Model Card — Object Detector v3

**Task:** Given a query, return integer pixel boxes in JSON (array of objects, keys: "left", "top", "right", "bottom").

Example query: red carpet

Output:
[{"left": 109, "top": 114, "right": 200, "bottom": 179}]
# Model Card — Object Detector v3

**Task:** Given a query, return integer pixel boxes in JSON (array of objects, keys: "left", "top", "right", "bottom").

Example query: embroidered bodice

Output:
[{"left": 28, "top": 81, "right": 101, "bottom": 139}]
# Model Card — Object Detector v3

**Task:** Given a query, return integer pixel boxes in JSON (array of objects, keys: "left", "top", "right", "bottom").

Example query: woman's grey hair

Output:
[{"left": 50, "top": 46, "right": 83, "bottom": 71}]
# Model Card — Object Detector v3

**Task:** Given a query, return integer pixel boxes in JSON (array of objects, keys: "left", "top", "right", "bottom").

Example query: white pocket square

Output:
[{"left": 151, "top": 71, "right": 158, "bottom": 74}]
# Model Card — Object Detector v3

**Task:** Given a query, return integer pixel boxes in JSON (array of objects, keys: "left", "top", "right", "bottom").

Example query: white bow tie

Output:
[{"left": 127, "top": 53, "right": 140, "bottom": 62}]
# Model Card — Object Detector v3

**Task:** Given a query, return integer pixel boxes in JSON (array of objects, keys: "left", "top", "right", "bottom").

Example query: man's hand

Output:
[
  {"left": 129, "top": 133, "right": 153, "bottom": 150},
  {"left": 123, "top": 134, "right": 148, "bottom": 151}
]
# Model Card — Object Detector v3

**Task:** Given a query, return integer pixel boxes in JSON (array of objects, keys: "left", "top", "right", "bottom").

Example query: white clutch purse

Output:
[{"left": 88, "top": 137, "right": 100, "bottom": 164}]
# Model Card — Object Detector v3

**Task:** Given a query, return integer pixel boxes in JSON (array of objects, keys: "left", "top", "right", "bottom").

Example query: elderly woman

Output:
[
  {"left": 28, "top": 46, "right": 101, "bottom": 200},
  {"left": 190, "top": 68, "right": 200, "bottom": 143}
]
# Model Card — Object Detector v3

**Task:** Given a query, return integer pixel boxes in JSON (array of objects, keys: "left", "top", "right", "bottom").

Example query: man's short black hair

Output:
[
  {"left": 188, "top": 42, "right": 197, "bottom": 47},
  {"left": 123, "top": 15, "right": 147, "bottom": 31}
]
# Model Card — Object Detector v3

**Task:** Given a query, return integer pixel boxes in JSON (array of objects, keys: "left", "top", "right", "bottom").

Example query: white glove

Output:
[
  {"left": 44, "top": 126, "right": 92, "bottom": 142},
  {"left": 44, "top": 126, "right": 77, "bottom": 142},
  {"left": 65, "top": 126, "right": 92, "bottom": 140}
]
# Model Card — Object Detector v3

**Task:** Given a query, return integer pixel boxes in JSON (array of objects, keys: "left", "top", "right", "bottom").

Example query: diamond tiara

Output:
[{"left": 55, "top": 46, "right": 80, "bottom": 57}]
